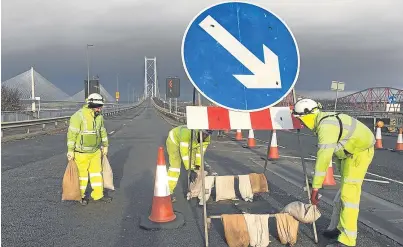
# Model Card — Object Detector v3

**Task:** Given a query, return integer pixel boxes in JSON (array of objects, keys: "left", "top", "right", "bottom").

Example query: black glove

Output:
[{"left": 190, "top": 170, "right": 198, "bottom": 183}]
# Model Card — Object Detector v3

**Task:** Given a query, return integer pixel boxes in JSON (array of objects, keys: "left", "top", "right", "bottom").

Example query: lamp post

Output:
[
  {"left": 331, "top": 81, "right": 345, "bottom": 111},
  {"left": 86, "top": 44, "right": 94, "bottom": 99}
]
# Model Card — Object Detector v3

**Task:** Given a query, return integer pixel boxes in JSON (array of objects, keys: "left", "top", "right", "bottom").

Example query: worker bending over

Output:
[
  {"left": 166, "top": 125, "right": 212, "bottom": 202},
  {"left": 67, "top": 93, "right": 112, "bottom": 206},
  {"left": 293, "top": 98, "right": 375, "bottom": 247}
]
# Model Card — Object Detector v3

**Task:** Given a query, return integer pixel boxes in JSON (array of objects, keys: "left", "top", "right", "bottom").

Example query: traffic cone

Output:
[
  {"left": 247, "top": 129, "right": 256, "bottom": 148},
  {"left": 375, "top": 127, "right": 383, "bottom": 149},
  {"left": 268, "top": 130, "right": 279, "bottom": 160},
  {"left": 139, "top": 147, "right": 184, "bottom": 230},
  {"left": 235, "top": 129, "right": 243, "bottom": 141},
  {"left": 322, "top": 160, "right": 337, "bottom": 188},
  {"left": 394, "top": 128, "right": 403, "bottom": 151}
]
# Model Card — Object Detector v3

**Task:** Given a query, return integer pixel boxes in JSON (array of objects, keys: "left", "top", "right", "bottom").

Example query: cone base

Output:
[
  {"left": 242, "top": 144, "right": 260, "bottom": 149},
  {"left": 148, "top": 196, "right": 176, "bottom": 223},
  {"left": 140, "top": 212, "right": 185, "bottom": 230}
]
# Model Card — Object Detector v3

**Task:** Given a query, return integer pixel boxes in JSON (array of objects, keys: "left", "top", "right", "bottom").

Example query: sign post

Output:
[
  {"left": 331, "top": 81, "right": 345, "bottom": 111},
  {"left": 181, "top": 2, "right": 315, "bottom": 246}
]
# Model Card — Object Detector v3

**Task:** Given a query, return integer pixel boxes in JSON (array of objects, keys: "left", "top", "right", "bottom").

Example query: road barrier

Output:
[{"left": 1, "top": 99, "right": 145, "bottom": 138}]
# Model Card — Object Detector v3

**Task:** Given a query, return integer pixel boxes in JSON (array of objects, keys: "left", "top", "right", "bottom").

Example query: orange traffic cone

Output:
[
  {"left": 375, "top": 127, "right": 383, "bottom": 149},
  {"left": 394, "top": 128, "right": 403, "bottom": 151},
  {"left": 268, "top": 130, "right": 279, "bottom": 160},
  {"left": 322, "top": 160, "right": 337, "bottom": 188},
  {"left": 247, "top": 129, "right": 256, "bottom": 148},
  {"left": 140, "top": 147, "right": 184, "bottom": 230},
  {"left": 235, "top": 129, "right": 243, "bottom": 141}
]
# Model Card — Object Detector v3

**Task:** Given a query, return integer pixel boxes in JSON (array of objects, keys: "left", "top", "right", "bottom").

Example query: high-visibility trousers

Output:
[
  {"left": 337, "top": 147, "right": 374, "bottom": 246},
  {"left": 74, "top": 149, "right": 104, "bottom": 200},
  {"left": 166, "top": 138, "right": 183, "bottom": 194}
]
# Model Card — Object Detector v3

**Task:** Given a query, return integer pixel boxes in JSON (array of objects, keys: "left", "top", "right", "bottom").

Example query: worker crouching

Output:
[
  {"left": 66, "top": 93, "right": 113, "bottom": 206},
  {"left": 293, "top": 98, "right": 375, "bottom": 247},
  {"left": 165, "top": 125, "right": 212, "bottom": 202}
]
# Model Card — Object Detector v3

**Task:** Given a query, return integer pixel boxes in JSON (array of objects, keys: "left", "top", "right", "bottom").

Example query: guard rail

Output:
[
  {"left": 152, "top": 98, "right": 186, "bottom": 123},
  {"left": 1, "top": 99, "right": 145, "bottom": 135}
]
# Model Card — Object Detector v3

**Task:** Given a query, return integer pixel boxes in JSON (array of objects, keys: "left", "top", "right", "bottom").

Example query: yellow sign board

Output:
[{"left": 115, "top": 91, "right": 120, "bottom": 99}]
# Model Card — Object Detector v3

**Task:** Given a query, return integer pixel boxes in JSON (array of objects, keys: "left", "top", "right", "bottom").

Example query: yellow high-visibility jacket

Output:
[
  {"left": 168, "top": 125, "right": 210, "bottom": 170},
  {"left": 67, "top": 105, "right": 109, "bottom": 153},
  {"left": 312, "top": 112, "right": 375, "bottom": 188}
]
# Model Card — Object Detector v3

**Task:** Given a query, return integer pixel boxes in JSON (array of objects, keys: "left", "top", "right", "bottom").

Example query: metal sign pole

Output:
[
  {"left": 197, "top": 92, "right": 209, "bottom": 247},
  {"left": 187, "top": 88, "right": 197, "bottom": 193},
  {"left": 292, "top": 88, "right": 318, "bottom": 243}
]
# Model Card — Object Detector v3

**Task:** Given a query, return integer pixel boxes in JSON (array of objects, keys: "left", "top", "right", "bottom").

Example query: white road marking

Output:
[
  {"left": 109, "top": 131, "right": 115, "bottom": 134},
  {"left": 366, "top": 172, "right": 403, "bottom": 185}
]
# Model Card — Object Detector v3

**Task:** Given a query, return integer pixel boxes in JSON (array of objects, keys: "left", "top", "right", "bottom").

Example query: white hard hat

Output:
[
  {"left": 87, "top": 93, "right": 104, "bottom": 107},
  {"left": 293, "top": 98, "right": 322, "bottom": 116}
]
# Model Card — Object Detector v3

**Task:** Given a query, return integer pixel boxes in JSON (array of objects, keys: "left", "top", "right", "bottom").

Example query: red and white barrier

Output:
[{"left": 185, "top": 106, "right": 302, "bottom": 130}]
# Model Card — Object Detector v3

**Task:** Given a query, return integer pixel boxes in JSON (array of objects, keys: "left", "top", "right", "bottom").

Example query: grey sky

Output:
[{"left": 2, "top": 0, "right": 403, "bottom": 101}]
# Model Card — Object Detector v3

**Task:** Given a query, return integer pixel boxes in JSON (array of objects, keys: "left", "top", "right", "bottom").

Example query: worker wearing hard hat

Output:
[
  {"left": 293, "top": 98, "right": 375, "bottom": 247},
  {"left": 67, "top": 93, "right": 112, "bottom": 206},
  {"left": 166, "top": 125, "right": 212, "bottom": 202}
]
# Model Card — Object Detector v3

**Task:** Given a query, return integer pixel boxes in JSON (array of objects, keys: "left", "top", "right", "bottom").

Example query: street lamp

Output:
[
  {"left": 86, "top": 44, "right": 94, "bottom": 99},
  {"left": 331, "top": 81, "right": 345, "bottom": 111}
]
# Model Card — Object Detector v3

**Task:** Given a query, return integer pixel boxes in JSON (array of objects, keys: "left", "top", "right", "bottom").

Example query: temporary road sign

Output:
[{"left": 181, "top": 1, "right": 300, "bottom": 112}]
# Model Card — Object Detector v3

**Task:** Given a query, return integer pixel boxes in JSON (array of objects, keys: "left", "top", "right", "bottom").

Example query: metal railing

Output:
[
  {"left": 1, "top": 99, "right": 145, "bottom": 136},
  {"left": 152, "top": 97, "right": 186, "bottom": 123}
]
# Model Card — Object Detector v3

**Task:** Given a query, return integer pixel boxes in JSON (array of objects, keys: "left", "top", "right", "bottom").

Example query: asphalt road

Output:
[{"left": 2, "top": 101, "right": 402, "bottom": 247}]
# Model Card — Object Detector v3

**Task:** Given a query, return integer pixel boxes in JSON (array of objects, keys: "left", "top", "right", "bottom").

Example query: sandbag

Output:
[
  {"left": 198, "top": 176, "right": 215, "bottom": 205},
  {"left": 249, "top": 173, "right": 269, "bottom": 193},
  {"left": 61, "top": 160, "right": 81, "bottom": 201},
  {"left": 243, "top": 214, "right": 270, "bottom": 247},
  {"left": 187, "top": 170, "right": 208, "bottom": 199},
  {"left": 215, "top": 176, "right": 237, "bottom": 201},
  {"left": 238, "top": 175, "right": 253, "bottom": 202},
  {"left": 221, "top": 214, "right": 250, "bottom": 247},
  {"left": 102, "top": 156, "right": 115, "bottom": 190},
  {"left": 275, "top": 213, "right": 299, "bottom": 246},
  {"left": 282, "top": 201, "right": 321, "bottom": 223}
]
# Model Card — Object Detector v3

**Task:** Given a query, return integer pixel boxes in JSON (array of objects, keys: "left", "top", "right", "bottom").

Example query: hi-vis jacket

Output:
[
  {"left": 312, "top": 112, "right": 375, "bottom": 188},
  {"left": 168, "top": 125, "right": 210, "bottom": 170},
  {"left": 67, "top": 105, "right": 109, "bottom": 153}
]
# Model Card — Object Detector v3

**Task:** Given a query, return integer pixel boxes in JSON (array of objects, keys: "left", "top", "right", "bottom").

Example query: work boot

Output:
[
  {"left": 325, "top": 241, "right": 349, "bottom": 247},
  {"left": 96, "top": 195, "right": 112, "bottom": 203},
  {"left": 323, "top": 228, "right": 341, "bottom": 239},
  {"left": 80, "top": 198, "right": 89, "bottom": 206}
]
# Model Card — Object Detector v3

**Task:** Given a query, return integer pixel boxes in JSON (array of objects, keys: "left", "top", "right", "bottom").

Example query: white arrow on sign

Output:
[{"left": 199, "top": 15, "right": 281, "bottom": 89}]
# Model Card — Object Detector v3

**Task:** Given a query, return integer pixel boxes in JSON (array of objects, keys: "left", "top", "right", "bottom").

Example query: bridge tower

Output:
[{"left": 144, "top": 57, "right": 159, "bottom": 98}]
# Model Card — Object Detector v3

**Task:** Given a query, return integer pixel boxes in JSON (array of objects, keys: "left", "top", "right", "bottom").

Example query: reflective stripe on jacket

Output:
[
  {"left": 312, "top": 112, "right": 375, "bottom": 188},
  {"left": 67, "top": 105, "right": 109, "bottom": 153},
  {"left": 167, "top": 125, "right": 210, "bottom": 169}
]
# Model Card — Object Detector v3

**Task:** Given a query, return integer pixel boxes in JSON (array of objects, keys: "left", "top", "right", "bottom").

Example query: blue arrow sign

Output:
[
  {"left": 181, "top": 1, "right": 300, "bottom": 112},
  {"left": 388, "top": 96, "right": 396, "bottom": 104}
]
